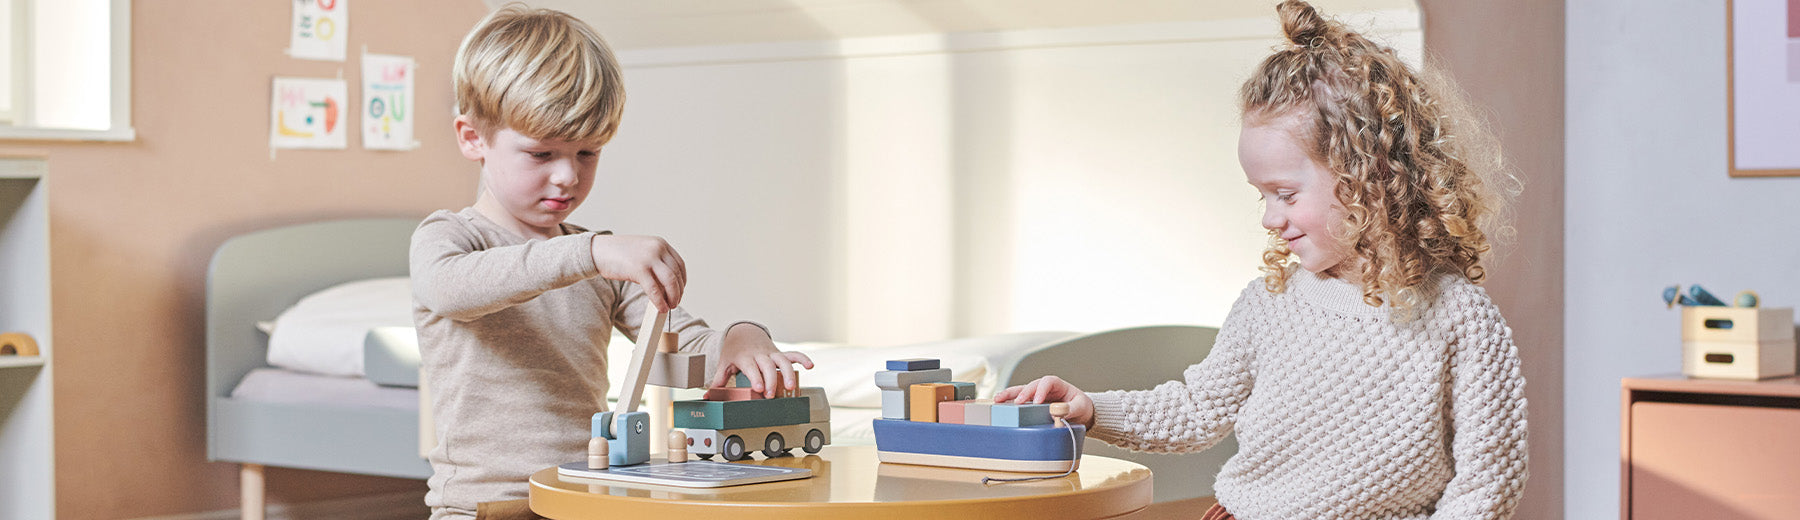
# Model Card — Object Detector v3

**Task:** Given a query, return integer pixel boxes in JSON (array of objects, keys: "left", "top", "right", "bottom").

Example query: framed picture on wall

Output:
[{"left": 1727, "top": 0, "right": 1800, "bottom": 177}]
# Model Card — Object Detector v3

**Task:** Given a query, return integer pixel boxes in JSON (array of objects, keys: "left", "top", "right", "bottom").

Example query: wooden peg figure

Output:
[
  {"left": 668, "top": 430, "right": 689, "bottom": 463},
  {"left": 1049, "top": 402, "right": 1070, "bottom": 428},
  {"left": 588, "top": 437, "right": 609, "bottom": 470}
]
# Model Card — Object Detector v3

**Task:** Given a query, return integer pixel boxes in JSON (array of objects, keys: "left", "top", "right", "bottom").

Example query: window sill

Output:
[{"left": 0, "top": 126, "right": 136, "bottom": 142}]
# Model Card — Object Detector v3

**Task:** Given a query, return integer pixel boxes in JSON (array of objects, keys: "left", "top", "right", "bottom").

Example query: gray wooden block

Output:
[
  {"left": 648, "top": 351, "right": 708, "bottom": 389},
  {"left": 874, "top": 368, "right": 952, "bottom": 390}
]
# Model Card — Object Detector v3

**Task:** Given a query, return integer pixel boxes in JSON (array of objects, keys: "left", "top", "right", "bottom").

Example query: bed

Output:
[{"left": 205, "top": 218, "right": 1233, "bottom": 515}]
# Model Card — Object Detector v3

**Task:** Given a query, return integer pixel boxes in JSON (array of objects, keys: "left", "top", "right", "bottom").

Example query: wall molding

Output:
[
  {"left": 128, "top": 491, "right": 427, "bottom": 520},
  {"left": 618, "top": 9, "right": 1420, "bottom": 68}
]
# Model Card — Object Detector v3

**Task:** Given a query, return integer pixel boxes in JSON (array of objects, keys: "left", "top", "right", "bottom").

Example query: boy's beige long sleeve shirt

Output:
[
  {"left": 1087, "top": 269, "right": 1528, "bottom": 520},
  {"left": 411, "top": 208, "right": 734, "bottom": 520}
]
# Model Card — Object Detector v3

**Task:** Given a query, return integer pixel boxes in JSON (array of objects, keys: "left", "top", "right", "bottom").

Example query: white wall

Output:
[
  {"left": 1566, "top": 1, "right": 1800, "bottom": 518},
  {"left": 576, "top": 13, "right": 1422, "bottom": 345}
]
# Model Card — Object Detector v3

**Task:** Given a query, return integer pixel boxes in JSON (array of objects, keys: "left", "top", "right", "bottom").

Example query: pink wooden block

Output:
[
  {"left": 703, "top": 386, "right": 763, "bottom": 401},
  {"left": 937, "top": 401, "right": 967, "bottom": 424}
]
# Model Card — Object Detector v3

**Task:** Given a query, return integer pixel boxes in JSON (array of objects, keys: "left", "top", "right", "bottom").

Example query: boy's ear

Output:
[{"left": 452, "top": 115, "right": 486, "bottom": 162}]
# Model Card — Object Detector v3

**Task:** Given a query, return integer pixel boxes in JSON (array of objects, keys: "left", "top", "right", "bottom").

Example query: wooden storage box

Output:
[
  {"left": 1681, "top": 306, "right": 1793, "bottom": 342},
  {"left": 1683, "top": 338, "right": 1796, "bottom": 380},
  {"left": 1681, "top": 306, "right": 1796, "bottom": 380}
]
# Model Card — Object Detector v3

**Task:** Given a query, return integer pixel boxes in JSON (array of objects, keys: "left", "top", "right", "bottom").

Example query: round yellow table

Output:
[{"left": 530, "top": 444, "right": 1153, "bottom": 519}]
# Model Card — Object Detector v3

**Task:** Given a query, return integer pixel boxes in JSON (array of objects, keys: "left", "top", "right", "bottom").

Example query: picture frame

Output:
[{"left": 1726, "top": 0, "right": 1800, "bottom": 177}]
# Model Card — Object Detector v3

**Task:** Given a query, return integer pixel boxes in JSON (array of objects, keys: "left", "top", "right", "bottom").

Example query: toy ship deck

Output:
[{"left": 872, "top": 418, "right": 1086, "bottom": 473}]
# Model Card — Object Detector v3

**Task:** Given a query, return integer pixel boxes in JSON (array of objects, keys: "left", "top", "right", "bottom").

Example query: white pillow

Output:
[{"left": 266, "top": 277, "right": 414, "bottom": 377}]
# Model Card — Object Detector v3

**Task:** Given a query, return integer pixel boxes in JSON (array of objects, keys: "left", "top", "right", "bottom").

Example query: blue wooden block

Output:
[
  {"left": 948, "top": 381, "right": 976, "bottom": 401},
  {"left": 886, "top": 358, "right": 940, "bottom": 371},
  {"left": 733, "top": 372, "right": 752, "bottom": 388},
  {"left": 881, "top": 389, "right": 909, "bottom": 419},
  {"left": 873, "top": 368, "right": 951, "bottom": 390},
  {"left": 872, "top": 419, "right": 1085, "bottom": 461},
  {"left": 990, "top": 403, "right": 1052, "bottom": 427}
]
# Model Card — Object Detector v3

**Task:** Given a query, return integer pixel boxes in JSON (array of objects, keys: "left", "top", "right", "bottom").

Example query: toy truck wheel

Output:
[
  {"left": 804, "top": 429, "right": 825, "bottom": 453},
  {"left": 722, "top": 435, "right": 748, "bottom": 461},
  {"left": 763, "top": 432, "right": 787, "bottom": 457}
]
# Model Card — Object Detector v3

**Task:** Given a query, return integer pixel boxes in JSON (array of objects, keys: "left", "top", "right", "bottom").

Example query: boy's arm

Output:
[
  {"left": 409, "top": 216, "right": 600, "bottom": 321},
  {"left": 1431, "top": 296, "right": 1529, "bottom": 520},
  {"left": 1084, "top": 284, "right": 1259, "bottom": 454}
]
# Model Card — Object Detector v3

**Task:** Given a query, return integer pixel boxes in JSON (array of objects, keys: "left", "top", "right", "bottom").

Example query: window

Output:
[{"left": 0, "top": 0, "right": 132, "bottom": 141}]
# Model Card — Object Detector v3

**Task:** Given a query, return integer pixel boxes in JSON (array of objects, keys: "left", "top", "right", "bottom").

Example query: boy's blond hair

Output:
[
  {"left": 1242, "top": 0, "right": 1518, "bottom": 313},
  {"left": 454, "top": 3, "right": 624, "bottom": 146}
]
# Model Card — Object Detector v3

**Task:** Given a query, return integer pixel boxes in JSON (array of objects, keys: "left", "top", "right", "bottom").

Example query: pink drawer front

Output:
[{"left": 1629, "top": 401, "right": 1800, "bottom": 519}]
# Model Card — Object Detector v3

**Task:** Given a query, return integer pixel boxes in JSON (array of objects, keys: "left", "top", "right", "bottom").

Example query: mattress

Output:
[{"left": 228, "top": 367, "right": 418, "bottom": 411}]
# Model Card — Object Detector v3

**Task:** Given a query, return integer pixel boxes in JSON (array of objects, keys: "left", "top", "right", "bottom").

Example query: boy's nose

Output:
[{"left": 548, "top": 161, "right": 579, "bottom": 187}]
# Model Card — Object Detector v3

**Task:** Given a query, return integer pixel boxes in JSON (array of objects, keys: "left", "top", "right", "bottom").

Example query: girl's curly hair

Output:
[{"left": 1243, "top": 0, "right": 1518, "bottom": 313}]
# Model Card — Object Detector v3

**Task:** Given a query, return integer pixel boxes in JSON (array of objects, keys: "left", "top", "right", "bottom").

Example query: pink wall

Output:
[
  {"left": 8, "top": 1, "right": 488, "bottom": 516},
  {"left": 1423, "top": 1, "right": 1567, "bottom": 518}
]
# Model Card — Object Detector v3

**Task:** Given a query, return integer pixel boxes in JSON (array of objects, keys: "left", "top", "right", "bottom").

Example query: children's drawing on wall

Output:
[
  {"left": 270, "top": 77, "right": 348, "bottom": 150},
  {"left": 362, "top": 53, "right": 417, "bottom": 150},
  {"left": 1728, "top": 0, "right": 1800, "bottom": 176},
  {"left": 289, "top": 0, "right": 348, "bottom": 62}
]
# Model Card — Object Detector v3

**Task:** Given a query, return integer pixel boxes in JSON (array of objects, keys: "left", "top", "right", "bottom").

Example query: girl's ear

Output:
[{"left": 453, "top": 115, "right": 486, "bottom": 162}]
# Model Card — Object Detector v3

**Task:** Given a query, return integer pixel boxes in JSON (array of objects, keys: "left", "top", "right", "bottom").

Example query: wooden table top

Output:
[{"left": 529, "top": 444, "right": 1154, "bottom": 520}]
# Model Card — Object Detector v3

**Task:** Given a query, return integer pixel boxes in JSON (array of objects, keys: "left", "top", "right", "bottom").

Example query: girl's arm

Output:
[
  {"left": 410, "top": 216, "right": 601, "bottom": 321},
  {"left": 1430, "top": 295, "right": 1529, "bottom": 519},
  {"left": 1082, "top": 286, "right": 1260, "bottom": 454}
]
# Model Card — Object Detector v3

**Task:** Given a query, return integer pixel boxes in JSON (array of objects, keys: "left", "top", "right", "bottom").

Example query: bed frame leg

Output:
[{"left": 241, "top": 463, "right": 265, "bottom": 520}]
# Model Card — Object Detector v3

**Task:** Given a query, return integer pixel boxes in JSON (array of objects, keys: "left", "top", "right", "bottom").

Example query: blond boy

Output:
[{"left": 410, "top": 6, "right": 813, "bottom": 519}]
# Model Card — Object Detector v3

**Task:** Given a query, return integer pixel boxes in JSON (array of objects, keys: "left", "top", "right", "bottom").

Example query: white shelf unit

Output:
[{"left": 0, "top": 156, "right": 52, "bottom": 520}]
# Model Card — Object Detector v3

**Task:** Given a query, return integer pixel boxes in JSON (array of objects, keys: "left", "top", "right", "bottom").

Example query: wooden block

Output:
[
  {"left": 647, "top": 351, "right": 708, "bottom": 389},
  {"left": 703, "top": 386, "right": 764, "bottom": 401},
  {"left": 881, "top": 389, "right": 909, "bottom": 420},
  {"left": 962, "top": 399, "right": 994, "bottom": 426},
  {"left": 886, "top": 358, "right": 940, "bottom": 371},
  {"left": 775, "top": 370, "right": 801, "bottom": 398},
  {"left": 673, "top": 397, "right": 810, "bottom": 430},
  {"left": 948, "top": 381, "right": 976, "bottom": 401},
  {"left": 937, "top": 401, "right": 967, "bottom": 424},
  {"left": 991, "top": 403, "right": 1052, "bottom": 427},
  {"left": 733, "top": 372, "right": 752, "bottom": 388},
  {"left": 874, "top": 368, "right": 952, "bottom": 390},
  {"left": 617, "top": 309, "right": 669, "bottom": 413},
  {"left": 909, "top": 383, "right": 956, "bottom": 422}
]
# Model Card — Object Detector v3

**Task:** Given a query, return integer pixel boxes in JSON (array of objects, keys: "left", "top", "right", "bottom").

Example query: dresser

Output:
[{"left": 1621, "top": 375, "right": 1800, "bottom": 520}]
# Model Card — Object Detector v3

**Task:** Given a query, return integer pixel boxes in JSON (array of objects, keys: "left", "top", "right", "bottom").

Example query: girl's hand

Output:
[
  {"left": 591, "top": 235, "right": 686, "bottom": 311},
  {"left": 994, "top": 375, "right": 1095, "bottom": 428},
  {"left": 712, "top": 324, "right": 814, "bottom": 398}
]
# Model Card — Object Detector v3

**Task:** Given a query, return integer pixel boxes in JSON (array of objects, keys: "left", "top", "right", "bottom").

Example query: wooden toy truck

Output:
[{"left": 676, "top": 385, "right": 832, "bottom": 461}]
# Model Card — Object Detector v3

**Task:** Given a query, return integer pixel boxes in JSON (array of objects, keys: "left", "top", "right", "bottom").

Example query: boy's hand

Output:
[
  {"left": 994, "top": 375, "right": 1095, "bottom": 428},
  {"left": 713, "top": 323, "right": 814, "bottom": 398},
  {"left": 591, "top": 235, "right": 686, "bottom": 311}
]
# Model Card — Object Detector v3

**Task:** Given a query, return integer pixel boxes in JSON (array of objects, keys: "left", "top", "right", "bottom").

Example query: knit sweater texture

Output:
[
  {"left": 411, "top": 208, "right": 740, "bottom": 520},
  {"left": 1087, "top": 269, "right": 1528, "bottom": 520}
]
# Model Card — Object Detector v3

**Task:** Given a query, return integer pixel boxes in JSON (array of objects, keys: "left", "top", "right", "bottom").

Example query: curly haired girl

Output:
[{"left": 996, "top": 1, "right": 1528, "bottom": 518}]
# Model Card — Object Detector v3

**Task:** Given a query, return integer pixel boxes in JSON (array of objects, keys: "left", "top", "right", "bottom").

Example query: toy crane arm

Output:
[{"left": 615, "top": 307, "right": 667, "bottom": 414}]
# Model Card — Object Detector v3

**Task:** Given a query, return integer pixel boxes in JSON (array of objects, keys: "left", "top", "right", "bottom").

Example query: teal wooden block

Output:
[
  {"left": 673, "top": 397, "right": 810, "bottom": 430},
  {"left": 990, "top": 403, "right": 1051, "bottom": 427},
  {"left": 593, "top": 411, "right": 650, "bottom": 466},
  {"left": 733, "top": 372, "right": 752, "bottom": 388},
  {"left": 948, "top": 381, "right": 976, "bottom": 401}
]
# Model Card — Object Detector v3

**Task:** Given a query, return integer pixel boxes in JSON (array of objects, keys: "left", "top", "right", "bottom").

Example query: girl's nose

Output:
[{"left": 1261, "top": 205, "right": 1284, "bottom": 231}]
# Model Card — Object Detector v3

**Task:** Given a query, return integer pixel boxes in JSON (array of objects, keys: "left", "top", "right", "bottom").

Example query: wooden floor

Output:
[{"left": 1117, "top": 496, "right": 1218, "bottom": 520}]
